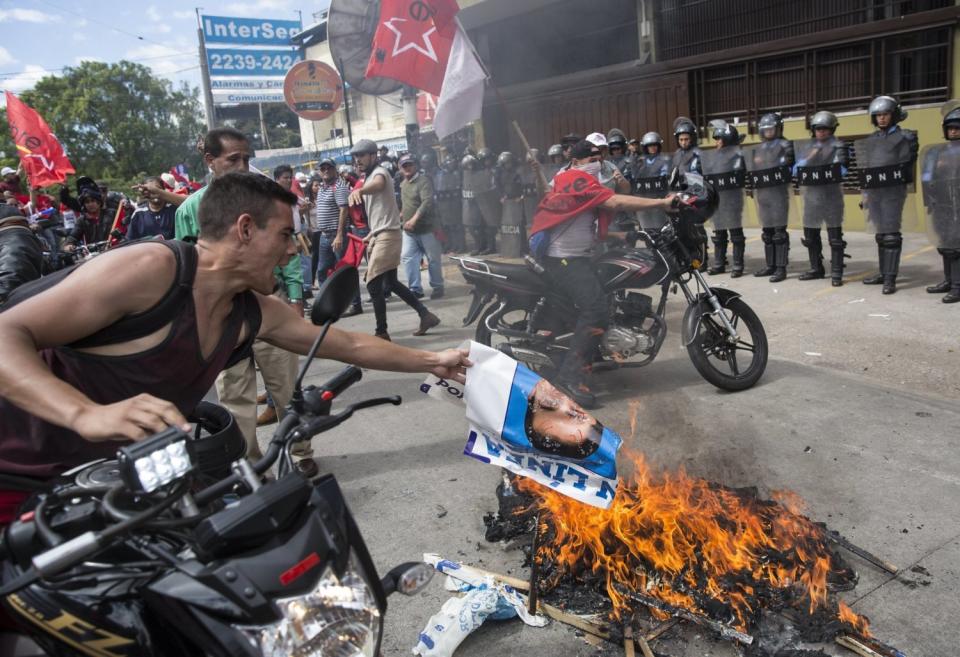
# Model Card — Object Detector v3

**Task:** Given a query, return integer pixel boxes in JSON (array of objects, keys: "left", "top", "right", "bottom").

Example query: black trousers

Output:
[
  {"left": 366, "top": 268, "right": 426, "bottom": 334},
  {"left": 543, "top": 256, "right": 609, "bottom": 384}
]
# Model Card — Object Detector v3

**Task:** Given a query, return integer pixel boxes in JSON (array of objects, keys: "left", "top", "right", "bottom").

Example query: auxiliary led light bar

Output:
[{"left": 117, "top": 427, "right": 194, "bottom": 494}]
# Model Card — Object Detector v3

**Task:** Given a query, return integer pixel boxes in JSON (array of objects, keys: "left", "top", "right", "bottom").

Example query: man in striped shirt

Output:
[{"left": 310, "top": 159, "right": 351, "bottom": 293}]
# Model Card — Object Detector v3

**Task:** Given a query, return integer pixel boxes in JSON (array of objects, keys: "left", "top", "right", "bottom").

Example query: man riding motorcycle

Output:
[
  {"left": 529, "top": 139, "right": 675, "bottom": 408},
  {"left": 0, "top": 172, "right": 470, "bottom": 534}
]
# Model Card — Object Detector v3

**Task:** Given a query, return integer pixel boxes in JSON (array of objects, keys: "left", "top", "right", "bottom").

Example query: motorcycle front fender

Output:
[
  {"left": 681, "top": 288, "right": 743, "bottom": 347},
  {"left": 462, "top": 289, "right": 494, "bottom": 327}
]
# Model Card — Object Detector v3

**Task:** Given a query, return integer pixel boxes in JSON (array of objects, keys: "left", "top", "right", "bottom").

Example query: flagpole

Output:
[{"left": 452, "top": 18, "right": 547, "bottom": 189}]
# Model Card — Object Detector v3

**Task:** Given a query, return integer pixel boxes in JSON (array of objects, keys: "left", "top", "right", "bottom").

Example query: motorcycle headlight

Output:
[{"left": 240, "top": 553, "right": 381, "bottom": 657}]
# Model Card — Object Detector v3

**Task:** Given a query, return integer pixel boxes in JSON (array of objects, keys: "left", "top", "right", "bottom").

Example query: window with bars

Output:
[{"left": 690, "top": 28, "right": 952, "bottom": 130}]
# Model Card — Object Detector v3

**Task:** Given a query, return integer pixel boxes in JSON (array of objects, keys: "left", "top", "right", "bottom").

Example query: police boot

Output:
[
  {"left": 730, "top": 230, "right": 745, "bottom": 278},
  {"left": 880, "top": 233, "right": 902, "bottom": 295},
  {"left": 927, "top": 251, "right": 952, "bottom": 293},
  {"left": 827, "top": 227, "right": 849, "bottom": 287},
  {"left": 708, "top": 231, "right": 728, "bottom": 274},
  {"left": 469, "top": 227, "right": 486, "bottom": 256},
  {"left": 798, "top": 228, "right": 825, "bottom": 280},
  {"left": 769, "top": 228, "right": 789, "bottom": 283},
  {"left": 753, "top": 229, "right": 776, "bottom": 277},
  {"left": 942, "top": 252, "right": 960, "bottom": 303},
  {"left": 480, "top": 226, "right": 498, "bottom": 255},
  {"left": 863, "top": 234, "right": 886, "bottom": 285}
]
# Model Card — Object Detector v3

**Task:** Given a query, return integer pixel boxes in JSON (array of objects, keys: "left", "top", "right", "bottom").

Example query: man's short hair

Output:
[
  {"left": 524, "top": 402, "right": 602, "bottom": 460},
  {"left": 273, "top": 164, "right": 293, "bottom": 180},
  {"left": 204, "top": 127, "right": 249, "bottom": 158},
  {"left": 198, "top": 171, "right": 297, "bottom": 240}
]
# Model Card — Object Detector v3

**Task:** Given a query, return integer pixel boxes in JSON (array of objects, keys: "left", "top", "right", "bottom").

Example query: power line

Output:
[
  {"left": 0, "top": 52, "right": 196, "bottom": 79},
  {"left": 34, "top": 0, "right": 177, "bottom": 50}
]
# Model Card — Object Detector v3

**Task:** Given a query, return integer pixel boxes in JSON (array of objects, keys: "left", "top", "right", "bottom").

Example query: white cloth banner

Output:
[
  {"left": 421, "top": 341, "right": 621, "bottom": 509},
  {"left": 432, "top": 25, "right": 487, "bottom": 140}
]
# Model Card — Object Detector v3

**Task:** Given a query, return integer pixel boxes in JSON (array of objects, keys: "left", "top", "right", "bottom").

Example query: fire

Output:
[
  {"left": 517, "top": 448, "right": 873, "bottom": 635},
  {"left": 838, "top": 600, "right": 871, "bottom": 636}
]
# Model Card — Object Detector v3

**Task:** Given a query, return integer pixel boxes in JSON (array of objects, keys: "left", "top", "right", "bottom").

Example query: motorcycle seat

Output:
[{"left": 483, "top": 260, "right": 547, "bottom": 291}]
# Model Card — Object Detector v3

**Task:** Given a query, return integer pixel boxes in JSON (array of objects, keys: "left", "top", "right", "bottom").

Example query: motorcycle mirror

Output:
[
  {"left": 381, "top": 562, "right": 435, "bottom": 597},
  {"left": 311, "top": 266, "right": 360, "bottom": 326}
]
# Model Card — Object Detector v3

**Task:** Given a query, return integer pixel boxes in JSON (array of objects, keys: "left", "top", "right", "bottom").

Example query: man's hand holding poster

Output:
[{"left": 422, "top": 341, "right": 621, "bottom": 509}]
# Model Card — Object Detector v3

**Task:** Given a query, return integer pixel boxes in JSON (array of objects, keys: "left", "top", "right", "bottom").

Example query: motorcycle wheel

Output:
[
  {"left": 475, "top": 305, "right": 556, "bottom": 375},
  {"left": 685, "top": 298, "right": 767, "bottom": 391}
]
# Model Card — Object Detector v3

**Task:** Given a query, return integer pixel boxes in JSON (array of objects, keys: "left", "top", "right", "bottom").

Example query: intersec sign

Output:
[
  {"left": 202, "top": 15, "right": 302, "bottom": 46},
  {"left": 201, "top": 14, "right": 302, "bottom": 107}
]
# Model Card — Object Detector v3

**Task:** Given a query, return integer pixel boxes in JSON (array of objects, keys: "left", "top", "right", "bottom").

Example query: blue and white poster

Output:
[{"left": 422, "top": 342, "right": 621, "bottom": 509}]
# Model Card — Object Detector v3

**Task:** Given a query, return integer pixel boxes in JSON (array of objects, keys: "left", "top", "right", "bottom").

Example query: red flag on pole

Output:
[
  {"left": 4, "top": 91, "right": 75, "bottom": 188},
  {"left": 364, "top": 0, "right": 460, "bottom": 96}
]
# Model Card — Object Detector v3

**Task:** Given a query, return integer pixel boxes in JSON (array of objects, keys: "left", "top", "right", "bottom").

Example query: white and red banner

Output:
[
  {"left": 4, "top": 90, "right": 75, "bottom": 188},
  {"left": 364, "top": 0, "right": 486, "bottom": 139}
]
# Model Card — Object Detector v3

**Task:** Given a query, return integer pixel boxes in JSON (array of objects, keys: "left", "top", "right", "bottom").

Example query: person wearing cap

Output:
[
  {"left": 308, "top": 158, "right": 353, "bottom": 301},
  {"left": 529, "top": 140, "right": 675, "bottom": 407},
  {"left": 399, "top": 154, "right": 445, "bottom": 299},
  {"left": 560, "top": 133, "right": 583, "bottom": 163},
  {"left": 63, "top": 186, "right": 111, "bottom": 251},
  {"left": 348, "top": 139, "right": 441, "bottom": 340},
  {"left": 584, "top": 132, "right": 631, "bottom": 194},
  {"left": 0, "top": 166, "right": 26, "bottom": 203}
]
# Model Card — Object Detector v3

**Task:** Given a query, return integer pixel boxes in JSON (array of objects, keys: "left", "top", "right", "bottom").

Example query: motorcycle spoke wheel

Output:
[
  {"left": 686, "top": 298, "right": 768, "bottom": 391},
  {"left": 474, "top": 306, "right": 554, "bottom": 374}
]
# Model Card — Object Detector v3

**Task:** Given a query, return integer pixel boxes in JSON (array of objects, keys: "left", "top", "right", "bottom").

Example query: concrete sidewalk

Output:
[{"left": 278, "top": 229, "right": 957, "bottom": 657}]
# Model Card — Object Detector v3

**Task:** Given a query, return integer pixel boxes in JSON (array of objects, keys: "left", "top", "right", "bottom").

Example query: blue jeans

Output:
[
  {"left": 401, "top": 230, "right": 444, "bottom": 295},
  {"left": 315, "top": 231, "right": 341, "bottom": 287}
]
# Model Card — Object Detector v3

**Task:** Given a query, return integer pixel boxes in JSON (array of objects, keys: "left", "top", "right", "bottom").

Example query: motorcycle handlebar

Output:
[{"left": 322, "top": 365, "right": 363, "bottom": 400}]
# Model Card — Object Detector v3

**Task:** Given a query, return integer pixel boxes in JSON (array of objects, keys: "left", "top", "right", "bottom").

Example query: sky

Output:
[{"left": 0, "top": 0, "right": 330, "bottom": 107}]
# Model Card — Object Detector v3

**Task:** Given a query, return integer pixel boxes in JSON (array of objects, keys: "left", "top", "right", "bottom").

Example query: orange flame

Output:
[
  {"left": 838, "top": 600, "right": 871, "bottom": 636},
  {"left": 517, "top": 448, "right": 872, "bottom": 635}
]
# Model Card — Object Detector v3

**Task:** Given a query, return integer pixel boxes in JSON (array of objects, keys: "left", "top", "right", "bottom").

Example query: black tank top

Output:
[{"left": 0, "top": 242, "right": 261, "bottom": 479}]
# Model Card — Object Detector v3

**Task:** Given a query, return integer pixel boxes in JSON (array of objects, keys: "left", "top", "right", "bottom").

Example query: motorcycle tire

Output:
[{"left": 684, "top": 297, "right": 768, "bottom": 391}]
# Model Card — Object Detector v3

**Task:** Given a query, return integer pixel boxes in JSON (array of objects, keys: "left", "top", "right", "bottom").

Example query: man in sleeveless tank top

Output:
[{"left": 0, "top": 171, "right": 470, "bottom": 498}]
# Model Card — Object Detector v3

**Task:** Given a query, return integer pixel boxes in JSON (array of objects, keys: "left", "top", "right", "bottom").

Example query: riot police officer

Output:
[
  {"left": 435, "top": 154, "right": 465, "bottom": 253},
  {"left": 702, "top": 121, "right": 746, "bottom": 277},
  {"left": 461, "top": 153, "right": 488, "bottom": 255},
  {"left": 744, "top": 113, "right": 794, "bottom": 282},
  {"left": 631, "top": 131, "right": 671, "bottom": 231},
  {"left": 496, "top": 151, "right": 526, "bottom": 257},
  {"left": 671, "top": 117, "right": 702, "bottom": 174},
  {"left": 544, "top": 144, "right": 565, "bottom": 184},
  {"left": 521, "top": 149, "right": 544, "bottom": 228},
  {"left": 920, "top": 101, "right": 960, "bottom": 303},
  {"left": 475, "top": 147, "right": 502, "bottom": 254},
  {"left": 856, "top": 95, "right": 918, "bottom": 294},
  {"left": 794, "top": 111, "right": 849, "bottom": 285},
  {"left": 607, "top": 128, "right": 634, "bottom": 182}
]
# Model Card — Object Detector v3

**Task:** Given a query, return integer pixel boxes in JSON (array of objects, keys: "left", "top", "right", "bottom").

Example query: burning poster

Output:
[{"left": 422, "top": 341, "right": 621, "bottom": 509}]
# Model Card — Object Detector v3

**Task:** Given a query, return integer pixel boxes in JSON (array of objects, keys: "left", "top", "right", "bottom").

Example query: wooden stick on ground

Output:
[
  {"left": 623, "top": 625, "right": 636, "bottom": 657},
  {"left": 528, "top": 512, "right": 542, "bottom": 615},
  {"left": 536, "top": 600, "right": 611, "bottom": 640},
  {"left": 438, "top": 562, "right": 531, "bottom": 592},
  {"left": 644, "top": 618, "right": 679, "bottom": 642},
  {"left": 634, "top": 631, "right": 656, "bottom": 657},
  {"left": 837, "top": 635, "right": 884, "bottom": 657},
  {"left": 828, "top": 534, "right": 899, "bottom": 575}
]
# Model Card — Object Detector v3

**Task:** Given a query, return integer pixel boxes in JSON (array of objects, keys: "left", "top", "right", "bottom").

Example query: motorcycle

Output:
[
  {"left": 0, "top": 266, "right": 435, "bottom": 657},
  {"left": 454, "top": 172, "right": 768, "bottom": 392}
]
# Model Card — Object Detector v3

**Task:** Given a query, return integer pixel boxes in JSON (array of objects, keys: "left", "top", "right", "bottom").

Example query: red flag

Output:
[
  {"left": 364, "top": 0, "right": 460, "bottom": 96},
  {"left": 4, "top": 91, "right": 75, "bottom": 188},
  {"left": 530, "top": 169, "right": 615, "bottom": 239}
]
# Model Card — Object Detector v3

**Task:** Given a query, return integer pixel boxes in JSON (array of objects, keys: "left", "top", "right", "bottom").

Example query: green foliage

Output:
[
  {"left": 12, "top": 61, "right": 205, "bottom": 184},
  {"left": 221, "top": 103, "right": 303, "bottom": 151},
  {"left": 0, "top": 107, "right": 18, "bottom": 171}
]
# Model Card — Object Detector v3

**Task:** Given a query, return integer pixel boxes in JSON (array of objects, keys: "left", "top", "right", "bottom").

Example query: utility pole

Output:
[
  {"left": 402, "top": 85, "right": 420, "bottom": 155},
  {"left": 196, "top": 8, "right": 216, "bottom": 129},
  {"left": 258, "top": 103, "right": 271, "bottom": 149}
]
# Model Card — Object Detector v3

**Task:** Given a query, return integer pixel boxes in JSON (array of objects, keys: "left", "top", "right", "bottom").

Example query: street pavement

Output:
[{"left": 262, "top": 228, "right": 958, "bottom": 657}]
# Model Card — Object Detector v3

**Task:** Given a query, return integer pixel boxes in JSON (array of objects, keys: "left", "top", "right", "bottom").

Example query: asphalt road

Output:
[{"left": 262, "top": 228, "right": 958, "bottom": 657}]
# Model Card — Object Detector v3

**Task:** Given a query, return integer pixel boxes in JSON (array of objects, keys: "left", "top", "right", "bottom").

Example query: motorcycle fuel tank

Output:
[{"left": 596, "top": 248, "right": 670, "bottom": 291}]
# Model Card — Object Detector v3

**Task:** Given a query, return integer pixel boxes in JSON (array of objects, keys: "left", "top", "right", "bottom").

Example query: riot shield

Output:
[
  {"left": 631, "top": 154, "right": 670, "bottom": 230},
  {"left": 855, "top": 132, "right": 918, "bottom": 233},
  {"left": 920, "top": 142, "right": 960, "bottom": 249},
  {"left": 743, "top": 142, "right": 797, "bottom": 229},
  {"left": 701, "top": 147, "right": 745, "bottom": 230},
  {"left": 794, "top": 138, "right": 846, "bottom": 229}
]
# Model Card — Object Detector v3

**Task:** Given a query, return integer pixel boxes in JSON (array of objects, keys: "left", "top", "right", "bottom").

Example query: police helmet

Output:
[
  {"left": 477, "top": 147, "right": 496, "bottom": 166},
  {"left": 758, "top": 113, "right": 783, "bottom": 138},
  {"left": 869, "top": 95, "right": 907, "bottom": 126},
  {"left": 710, "top": 120, "right": 741, "bottom": 146},
  {"left": 810, "top": 111, "right": 839, "bottom": 133},
  {"left": 641, "top": 132, "right": 663, "bottom": 148},
  {"left": 943, "top": 108, "right": 960, "bottom": 139},
  {"left": 461, "top": 154, "right": 479, "bottom": 171},
  {"left": 349, "top": 138, "right": 378, "bottom": 156},
  {"left": 442, "top": 155, "right": 459, "bottom": 171},
  {"left": 547, "top": 144, "right": 564, "bottom": 158},
  {"left": 673, "top": 117, "right": 698, "bottom": 144},
  {"left": 497, "top": 151, "right": 516, "bottom": 168},
  {"left": 526, "top": 148, "right": 543, "bottom": 164},
  {"left": 606, "top": 128, "right": 628, "bottom": 147},
  {"left": 420, "top": 151, "right": 438, "bottom": 169}
]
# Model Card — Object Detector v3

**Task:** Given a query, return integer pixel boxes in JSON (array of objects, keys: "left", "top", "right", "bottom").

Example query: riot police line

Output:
[{"left": 402, "top": 95, "right": 960, "bottom": 304}]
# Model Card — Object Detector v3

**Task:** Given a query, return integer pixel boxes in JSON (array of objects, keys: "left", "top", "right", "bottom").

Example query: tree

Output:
[
  {"left": 16, "top": 61, "right": 205, "bottom": 184},
  {"left": 219, "top": 102, "right": 303, "bottom": 151}
]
